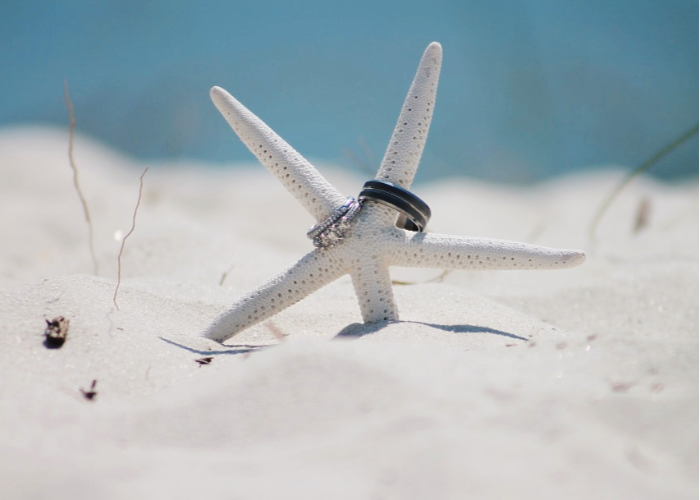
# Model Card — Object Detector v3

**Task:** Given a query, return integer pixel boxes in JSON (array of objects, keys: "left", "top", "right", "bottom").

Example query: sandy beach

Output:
[{"left": 0, "top": 126, "right": 697, "bottom": 499}]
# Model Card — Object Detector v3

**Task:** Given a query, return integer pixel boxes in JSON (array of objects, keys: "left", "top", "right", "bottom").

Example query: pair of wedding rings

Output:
[{"left": 307, "top": 180, "right": 431, "bottom": 248}]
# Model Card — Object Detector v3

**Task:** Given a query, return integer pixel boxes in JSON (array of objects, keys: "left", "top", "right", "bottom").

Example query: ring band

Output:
[{"left": 358, "top": 180, "right": 431, "bottom": 232}]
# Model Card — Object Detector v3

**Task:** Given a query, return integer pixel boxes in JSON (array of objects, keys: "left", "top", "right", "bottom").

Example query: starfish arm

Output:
[
  {"left": 375, "top": 42, "right": 442, "bottom": 190},
  {"left": 211, "top": 86, "right": 346, "bottom": 222},
  {"left": 388, "top": 232, "right": 586, "bottom": 270},
  {"left": 349, "top": 253, "right": 399, "bottom": 323},
  {"left": 202, "top": 249, "right": 349, "bottom": 342}
]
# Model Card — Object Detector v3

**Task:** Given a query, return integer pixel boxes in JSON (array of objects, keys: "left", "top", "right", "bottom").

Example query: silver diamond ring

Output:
[{"left": 307, "top": 197, "right": 363, "bottom": 248}]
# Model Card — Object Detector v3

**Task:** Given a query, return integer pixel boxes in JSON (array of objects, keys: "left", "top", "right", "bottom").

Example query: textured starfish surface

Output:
[{"left": 203, "top": 42, "right": 585, "bottom": 342}]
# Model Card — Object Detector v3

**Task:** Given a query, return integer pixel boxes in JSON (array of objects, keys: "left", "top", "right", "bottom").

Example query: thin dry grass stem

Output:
[
  {"left": 113, "top": 167, "right": 149, "bottom": 310},
  {"left": 64, "top": 81, "right": 99, "bottom": 275},
  {"left": 589, "top": 123, "right": 698, "bottom": 243},
  {"left": 525, "top": 221, "right": 546, "bottom": 244},
  {"left": 342, "top": 138, "right": 376, "bottom": 177},
  {"left": 392, "top": 269, "right": 452, "bottom": 286},
  {"left": 219, "top": 264, "right": 235, "bottom": 286},
  {"left": 342, "top": 149, "right": 373, "bottom": 177}
]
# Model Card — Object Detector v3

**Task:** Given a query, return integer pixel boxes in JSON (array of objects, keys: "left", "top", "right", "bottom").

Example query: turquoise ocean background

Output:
[{"left": 1, "top": 0, "right": 697, "bottom": 182}]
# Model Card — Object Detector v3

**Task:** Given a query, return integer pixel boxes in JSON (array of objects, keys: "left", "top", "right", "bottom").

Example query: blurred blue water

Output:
[{"left": 1, "top": 0, "right": 697, "bottom": 182}]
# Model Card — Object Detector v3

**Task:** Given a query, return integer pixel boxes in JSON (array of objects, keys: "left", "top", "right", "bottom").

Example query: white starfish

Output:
[{"left": 203, "top": 42, "right": 585, "bottom": 342}]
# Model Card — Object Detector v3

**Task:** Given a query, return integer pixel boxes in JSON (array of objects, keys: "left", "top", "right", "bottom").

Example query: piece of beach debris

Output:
[
  {"left": 195, "top": 356, "right": 214, "bottom": 366},
  {"left": 633, "top": 197, "right": 652, "bottom": 234},
  {"left": 80, "top": 380, "right": 98, "bottom": 401},
  {"left": 44, "top": 316, "right": 70, "bottom": 348},
  {"left": 610, "top": 381, "right": 636, "bottom": 393}
]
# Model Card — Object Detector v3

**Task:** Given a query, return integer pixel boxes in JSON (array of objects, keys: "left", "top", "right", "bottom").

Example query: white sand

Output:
[{"left": 0, "top": 127, "right": 697, "bottom": 499}]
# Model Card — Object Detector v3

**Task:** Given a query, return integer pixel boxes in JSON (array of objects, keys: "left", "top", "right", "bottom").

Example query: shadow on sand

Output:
[{"left": 335, "top": 321, "right": 528, "bottom": 342}]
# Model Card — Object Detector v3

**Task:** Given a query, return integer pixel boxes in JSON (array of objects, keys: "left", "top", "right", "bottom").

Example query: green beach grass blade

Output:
[{"left": 589, "top": 124, "right": 699, "bottom": 242}]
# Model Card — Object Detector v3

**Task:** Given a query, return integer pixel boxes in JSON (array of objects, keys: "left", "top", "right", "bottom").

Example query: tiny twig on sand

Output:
[
  {"left": 64, "top": 81, "right": 99, "bottom": 275},
  {"left": 264, "top": 321, "right": 288, "bottom": 342},
  {"left": 113, "top": 167, "right": 148, "bottom": 310},
  {"left": 589, "top": 124, "right": 698, "bottom": 242}
]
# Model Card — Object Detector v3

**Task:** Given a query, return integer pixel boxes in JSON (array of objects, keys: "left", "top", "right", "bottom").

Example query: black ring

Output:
[{"left": 358, "top": 180, "right": 431, "bottom": 232}]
